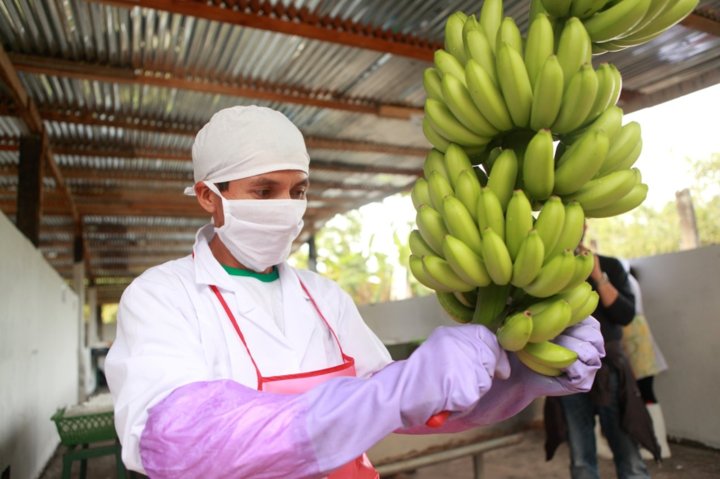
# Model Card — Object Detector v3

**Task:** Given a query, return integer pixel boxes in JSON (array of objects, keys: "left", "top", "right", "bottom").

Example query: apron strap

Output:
[
  {"left": 296, "top": 276, "right": 350, "bottom": 361},
  {"left": 209, "top": 284, "right": 263, "bottom": 389}
]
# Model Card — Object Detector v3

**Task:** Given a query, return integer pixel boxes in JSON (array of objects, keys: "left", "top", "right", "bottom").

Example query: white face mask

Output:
[{"left": 205, "top": 182, "right": 307, "bottom": 272}]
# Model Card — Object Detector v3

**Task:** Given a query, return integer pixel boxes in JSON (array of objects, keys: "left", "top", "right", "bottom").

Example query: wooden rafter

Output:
[
  {"left": 10, "top": 53, "right": 424, "bottom": 119},
  {"left": 681, "top": 11, "right": 720, "bottom": 37},
  {"left": 91, "top": 0, "right": 441, "bottom": 61},
  {"left": 0, "top": 44, "right": 93, "bottom": 276}
]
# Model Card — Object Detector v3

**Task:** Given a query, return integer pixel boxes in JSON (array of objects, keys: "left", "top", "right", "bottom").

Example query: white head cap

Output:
[{"left": 184, "top": 105, "right": 310, "bottom": 195}]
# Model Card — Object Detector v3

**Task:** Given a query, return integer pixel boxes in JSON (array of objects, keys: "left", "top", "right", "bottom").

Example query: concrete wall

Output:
[
  {"left": 630, "top": 245, "right": 720, "bottom": 449},
  {"left": 0, "top": 213, "right": 79, "bottom": 479},
  {"left": 360, "top": 245, "right": 720, "bottom": 449}
]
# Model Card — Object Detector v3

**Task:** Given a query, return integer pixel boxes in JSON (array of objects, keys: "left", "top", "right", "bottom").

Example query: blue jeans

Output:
[{"left": 560, "top": 368, "right": 650, "bottom": 479}]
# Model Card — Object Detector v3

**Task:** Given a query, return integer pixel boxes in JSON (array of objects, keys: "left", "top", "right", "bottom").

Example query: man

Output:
[
  {"left": 106, "top": 105, "right": 604, "bottom": 477},
  {"left": 544, "top": 229, "right": 660, "bottom": 479}
]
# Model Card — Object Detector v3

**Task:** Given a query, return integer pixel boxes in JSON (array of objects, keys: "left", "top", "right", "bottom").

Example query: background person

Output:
[{"left": 544, "top": 229, "right": 660, "bottom": 479}]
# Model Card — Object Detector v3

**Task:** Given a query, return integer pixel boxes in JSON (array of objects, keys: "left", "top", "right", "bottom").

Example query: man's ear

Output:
[{"left": 195, "top": 183, "right": 218, "bottom": 214}]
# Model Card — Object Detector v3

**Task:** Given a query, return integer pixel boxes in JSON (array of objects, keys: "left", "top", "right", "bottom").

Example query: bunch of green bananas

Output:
[
  {"left": 536, "top": 0, "right": 699, "bottom": 53},
  {"left": 411, "top": 0, "right": 696, "bottom": 376},
  {"left": 409, "top": 144, "right": 600, "bottom": 375}
]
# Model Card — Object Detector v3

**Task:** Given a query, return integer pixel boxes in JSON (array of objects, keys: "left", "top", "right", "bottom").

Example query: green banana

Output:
[
  {"left": 423, "top": 68, "right": 444, "bottom": 103},
  {"left": 568, "top": 289, "right": 599, "bottom": 325},
  {"left": 566, "top": 167, "right": 641, "bottom": 210},
  {"left": 523, "top": 129, "right": 555, "bottom": 201},
  {"left": 411, "top": 177, "right": 432, "bottom": 209},
  {"left": 473, "top": 283, "right": 510, "bottom": 328},
  {"left": 541, "top": 0, "right": 572, "bottom": 17},
  {"left": 479, "top": 0, "right": 504, "bottom": 51},
  {"left": 599, "top": 121, "right": 642, "bottom": 174},
  {"left": 554, "top": 130, "right": 610, "bottom": 195},
  {"left": 557, "top": 281, "right": 594, "bottom": 317},
  {"left": 583, "top": 182, "right": 648, "bottom": 217},
  {"left": 422, "top": 116, "right": 451, "bottom": 153},
  {"left": 442, "top": 234, "right": 493, "bottom": 287},
  {"left": 529, "top": 55, "right": 565, "bottom": 131},
  {"left": 527, "top": 297, "right": 573, "bottom": 342},
  {"left": 552, "top": 64, "right": 599, "bottom": 134},
  {"left": 465, "top": 59, "right": 514, "bottom": 132},
  {"left": 409, "top": 229, "right": 436, "bottom": 257},
  {"left": 572, "top": 104, "right": 623, "bottom": 145},
  {"left": 455, "top": 169, "right": 482, "bottom": 219},
  {"left": 496, "top": 16, "right": 523, "bottom": 55},
  {"left": 524, "top": 13, "right": 555, "bottom": 86},
  {"left": 416, "top": 204, "right": 448, "bottom": 255},
  {"left": 496, "top": 42, "right": 534, "bottom": 128},
  {"left": 464, "top": 29, "right": 498, "bottom": 86},
  {"left": 444, "top": 12, "right": 469, "bottom": 64},
  {"left": 497, "top": 310, "right": 534, "bottom": 351},
  {"left": 436, "top": 291, "right": 475, "bottom": 323},
  {"left": 583, "top": 0, "right": 652, "bottom": 43},
  {"left": 423, "top": 254, "right": 476, "bottom": 292},
  {"left": 607, "top": 0, "right": 698, "bottom": 45},
  {"left": 511, "top": 229, "right": 546, "bottom": 288},
  {"left": 441, "top": 72, "right": 500, "bottom": 138},
  {"left": 425, "top": 99, "right": 491, "bottom": 147},
  {"left": 409, "top": 254, "right": 454, "bottom": 292},
  {"left": 584, "top": 63, "right": 619, "bottom": 125},
  {"left": 427, "top": 170, "right": 454, "bottom": 211},
  {"left": 486, "top": 148, "right": 518, "bottom": 211},
  {"left": 516, "top": 349, "right": 563, "bottom": 376},
  {"left": 624, "top": 0, "right": 673, "bottom": 34},
  {"left": 523, "top": 341, "right": 578, "bottom": 368},
  {"left": 535, "top": 196, "right": 566, "bottom": 259},
  {"left": 480, "top": 227, "right": 513, "bottom": 285},
  {"left": 556, "top": 17, "right": 592, "bottom": 87},
  {"left": 442, "top": 195, "right": 484, "bottom": 255},
  {"left": 443, "top": 144, "right": 474, "bottom": 188},
  {"left": 547, "top": 201, "right": 586, "bottom": 258},
  {"left": 563, "top": 250, "right": 595, "bottom": 291},
  {"left": 524, "top": 249, "right": 577, "bottom": 298},
  {"left": 424, "top": 148, "right": 449, "bottom": 179},
  {"left": 571, "top": 0, "right": 611, "bottom": 18},
  {"left": 477, "top": 186, "right": 506, "bottom": 241},
  {"left": 505, "top": 190, "right": 534, "bottom": 260},
  {"left": 434, "top": 49, "right": 467, "bottom": 86}
]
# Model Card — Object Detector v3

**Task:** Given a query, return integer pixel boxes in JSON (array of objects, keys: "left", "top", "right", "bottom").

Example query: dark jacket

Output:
[{"left": 544, "top": 255, "right": 661, "bottom": 462}]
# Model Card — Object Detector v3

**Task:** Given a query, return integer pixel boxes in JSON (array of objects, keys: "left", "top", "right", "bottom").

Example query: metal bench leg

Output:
[
  {"left": 472, "top": 453, "right": 484, "bottom": 479},
  {"left": 62, "top": 451, "right": 74, "bottom": 479},
  {"left": 80, "top": 444, "right": 89, "bottom": 479}
]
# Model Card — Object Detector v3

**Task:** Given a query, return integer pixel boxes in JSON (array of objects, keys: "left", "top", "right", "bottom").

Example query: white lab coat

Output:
[{"left": 105, "top": 224, "right": 392, "bottom": 471}]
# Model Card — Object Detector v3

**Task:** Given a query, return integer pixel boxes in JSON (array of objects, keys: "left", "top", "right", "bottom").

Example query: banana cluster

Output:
[
  {"left": 410, "top": 0, "right": 696, "bottom": 376},
  {"left": 409, "top": 145, "right": 601, "bottom": 375},
  {"left": 537, "top": 0, "right": 699, "bottom": 53}
]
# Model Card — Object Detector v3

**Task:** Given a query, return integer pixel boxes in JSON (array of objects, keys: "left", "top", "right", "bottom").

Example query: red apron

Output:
[{"left": 211, "top": 279, "right": 379, "bottom": 479}]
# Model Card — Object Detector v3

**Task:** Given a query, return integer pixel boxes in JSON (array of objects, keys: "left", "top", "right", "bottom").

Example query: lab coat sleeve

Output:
[
  {"left": 105, "top": 267, "right": 213, "bottom": 472},
  {"left": 139, "top": 324, "right": 510, "bottom": 478}
]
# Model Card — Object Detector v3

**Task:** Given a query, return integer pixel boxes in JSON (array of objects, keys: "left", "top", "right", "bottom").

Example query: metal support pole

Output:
[{"left": 307, "top": 235, "right": 317, "bottom": 272}]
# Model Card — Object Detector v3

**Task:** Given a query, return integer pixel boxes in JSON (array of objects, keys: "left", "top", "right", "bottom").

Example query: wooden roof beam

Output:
[
  {"left": 0, "top": 44, "right": 92, "bottom": 276},
  {"left": 10, "top": 53, "right": 424, "bottom": 119},
  {"left": 681, "top": 11, "right": 720, "bottom": 37},
  {"left": 91, "top": 0, "right": 440, "bottom": 61}
]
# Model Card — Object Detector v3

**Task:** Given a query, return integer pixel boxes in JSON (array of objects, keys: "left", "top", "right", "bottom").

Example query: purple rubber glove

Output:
[
  {"left": 140, "top": 324, "right": 509, "bottom": 478},
  {"left": 399, "top": 317, "right": 605, "bottom": 434}
]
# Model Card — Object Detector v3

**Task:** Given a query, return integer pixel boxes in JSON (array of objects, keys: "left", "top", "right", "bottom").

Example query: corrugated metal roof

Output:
[{"left": 0, "top": 0, "right": 718, "bottom": 302}]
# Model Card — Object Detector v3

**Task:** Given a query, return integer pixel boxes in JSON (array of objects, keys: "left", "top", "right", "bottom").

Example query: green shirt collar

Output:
[{"left": 221, "top": 264, "right": 279, "bottom": 282}]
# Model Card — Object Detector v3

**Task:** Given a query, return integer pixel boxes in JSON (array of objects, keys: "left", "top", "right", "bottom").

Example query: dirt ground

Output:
[{"left": 40, "top": 427, "right": 720, "bottom": 479}]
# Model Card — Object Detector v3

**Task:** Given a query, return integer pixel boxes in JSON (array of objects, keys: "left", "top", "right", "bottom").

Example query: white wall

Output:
[
  {"left": 630, "top": 245, "right": 720, "bottom": 449},
  {"left": 0, "top": 213, "right": 79, "bottom": 479},
  {"left": 360, "top": 246, "right": 720, "bottom": 449}
]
